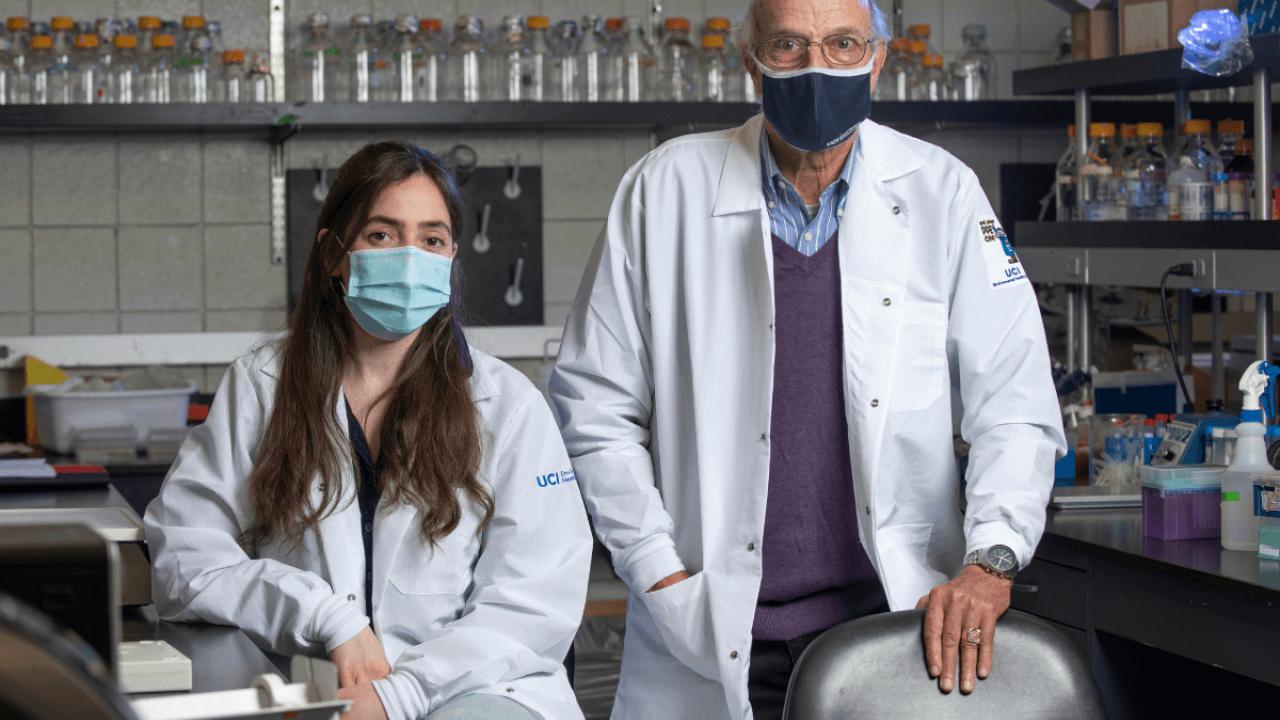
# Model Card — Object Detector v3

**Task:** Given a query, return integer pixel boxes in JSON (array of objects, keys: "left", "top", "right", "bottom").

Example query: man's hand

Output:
[
  {"left": 915, "top": 564, "right": 1013, "bottom": 695},
  {"left": 330, "top": 627, "right": 392, "bottom": 688},
  {"left": 337, "top": 681, "right": 388, "bottom": 720},
  {"left": 647, "top": 570, "right": 691, "bottom": 592}
]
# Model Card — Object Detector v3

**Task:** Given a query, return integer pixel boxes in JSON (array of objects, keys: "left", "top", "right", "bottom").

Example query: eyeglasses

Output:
[{"left": 753, "top": 33, "right": 876, "bottom": 70}]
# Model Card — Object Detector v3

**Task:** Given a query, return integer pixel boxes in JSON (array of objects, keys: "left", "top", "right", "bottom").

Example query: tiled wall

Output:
[{"left": 0, "top": 0, "right": 1069, "bottom": 392}]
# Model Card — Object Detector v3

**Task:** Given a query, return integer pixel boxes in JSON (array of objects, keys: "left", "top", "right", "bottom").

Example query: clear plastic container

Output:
[
  {"left": 390, "top": 14, "right": 418, "bottom": 102},
  {"left": 952, "top": 24, "right": 994, "bottom": 100},
  {"left": 295, "top": 13, "right": 341, "bottom": 103},
  {"left": 1141, "top": 464, "right": 1224, "bottom": 539},
  {"left": 445, "top": 15, "right": 485, "bottom": 102},
  {"left": 108, "top": 34, "right": 140, "bottom": 103},
  {"left": 346, "top": 14, "right": 374, "bottom": 102},
  {"left": 144, "top": 33, "right": 175, "bottom": 103},
  {"left": 414, "top": 18, "right": 445, "bottom": 102},
  {"left": 609, "top": 16, "right": 653, "bottom": 102},
  {"left": 1124, "top": 122, "right": 1168, "bottom": 221},
  {"left": 30, "top": 381, "right": 196, "bottom": 454},
  {"left": 72, "top": 33, "right": 105, "bottom": 103},
  {"left": 875, "top": 38, "right": 913, "bottom": 101},
  {"left": 1090, "top": 413, "right": 1146, "bottom": 487},
  {"left": 1168, "top": 119, "right": 1221, "bottom": 221},
  {"left": 1055, "top": 124, "right": 1077, "bottom": 221},
  {"left": 656, "top": 17, "right": 697, "bottom": 102},
  {"left": 1255, "top": 476, "right": 1280, "bottom": 560},
  {"left": 175, "top": 15, "right": 211, "bottom": 103},
  {"left": 1080, "top": 123, "right": 1125, "bottom": 221}
]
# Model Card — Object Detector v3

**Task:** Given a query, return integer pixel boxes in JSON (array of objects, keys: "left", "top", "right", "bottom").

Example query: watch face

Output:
[{"left": 988, "top": 546, "right": 1017, "bottom": 573}]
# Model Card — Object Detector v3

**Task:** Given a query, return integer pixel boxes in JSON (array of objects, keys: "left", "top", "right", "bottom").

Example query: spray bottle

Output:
[{"left": 1223, "top": 360, "right": 1279, "bottom": 550}]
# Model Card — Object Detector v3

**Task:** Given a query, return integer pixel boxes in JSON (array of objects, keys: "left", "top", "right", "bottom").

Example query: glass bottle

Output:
[
  {"left": 699, "top": 33, "right": 729, "bottom": 102},
  {"left": 906, "top": 39, "right": 927, "bottom": 76},
  {"left": 414, "top": 18, "right": 446, "bottom": 102},
  {"left": 704, "top": 16, "right": 742, "bottom": 102},
  {"left": 138, "top": 16, "right": 160, "bottom": 57},
  {"left": 347, "top": 14, "right": 374, "bottom": 103},
  {"left": 577, "top": 15, "right": 609, "bottom": 103},
  {"left": 1119, "top": 124, "right": 1138, "bottom": 163},
  {"left": 28, "top": 34, "right": 56, "bottom": 104},
  {"left": 1214, "top": 119, "right": 1245, "bottom": 220},
  {"left": 656, "top": 17, "right": 697, "bottom": 102},
  {"left": 1168, "top": 119, "right": 1221, "bottom": 221},
  {"left": 952, "top": 24, "right": 995, "bottom": 100},
  {"left": 206, "top": 20, "right": 225, "bottom": 58},
  {"left": 1124, "top": 123, "right": 1168, "bottom": 221},
  {"left": 1079, "top": 122, "right": 1124, "bottom": 221},
  {"left": 50, "top": 16, "right": 74, "bottom": 68},
  {"left": 4, "top": 17, "right": 30, "bottom": 104},
  {"left": 0, "top": 37, "right": 12, "bottom": 105},
  {"left": 913, "top": 54, "right": 948, "bottom": 101},
  {"left": 490, "top": 16, "right": 531, "bottom": 102},
  {"left": 247, "top": 49, "right": 274, "bottom": 102},
  {"left": 108, "top": 33, "right": 140, "bottom": 104},
  {"left": 1227, "top": 138, "right": 1254, "bottom": 221},
  {"left": 1055, "top": 125, "right": 1078, "bottom": 221},
  {"left": 547, "top": 19, "right": 579, "bottom": 102},
  {"left": 610, "top": 16, "right": 653, "bottom": 102},
  {"left": 72, "top": 33, "right": 106, "bottom": 103},
  {"left": 527, "top": 16, "right": 555, "bottom": 102},
  {"left": 145, "top": 32, "right": 176, "bottom": 103},
  {"left": 907, "top": 23, "right": 937, "bottom": 59},
  {"left": 875, "top": 38, "right": 913, "bottom": 101},
  {"left": 176, "top": 15, "right": 212, "bottom": 102},
  {"left": 93, "top": 18, "right": 120, "bottom": 76},
  {"left": 445, "top": 15, "right": 485, "bottom": 103},
  {"left": 219, "top": 49, "right": 246, "bottom": 102},
  {"left": 390, "top": 14, "right": 418, "bottom": 103},
  {"left": 295, "top": 13, "right": 341, "bottom": 103}
]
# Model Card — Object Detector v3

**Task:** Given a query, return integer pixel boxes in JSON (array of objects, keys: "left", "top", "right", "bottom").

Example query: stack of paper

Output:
[{"left": 0, "top": 458, "right": 55, "bottom": 479}]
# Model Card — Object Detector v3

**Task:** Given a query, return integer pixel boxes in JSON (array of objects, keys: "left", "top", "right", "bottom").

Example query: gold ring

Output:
[{"left": 964, "top": 626, "right": 982, "bottom": 646}]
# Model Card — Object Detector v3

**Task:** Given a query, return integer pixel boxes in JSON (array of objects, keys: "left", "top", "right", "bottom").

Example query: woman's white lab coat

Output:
[
  {"left": 145, "top": 343, "right": 592, "bottom": 720},
  {"left": 549, "top": 114, "right": 1067, "bottom": 720}
]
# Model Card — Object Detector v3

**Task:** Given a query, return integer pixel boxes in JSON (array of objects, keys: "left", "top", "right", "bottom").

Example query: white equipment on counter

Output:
[
  {"left": 119, "top": 641, "right": 192, "bottom": 694},
  {"left": 130, "top": 656, "right": 348, "bottom": 720}
]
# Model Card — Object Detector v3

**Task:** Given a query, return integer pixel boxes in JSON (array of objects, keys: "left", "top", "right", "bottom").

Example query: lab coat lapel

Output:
[
  {"left": 839, "top": 121, "right": 919, "bottom": 533},
  {"left": 316, "top": 389, "right": 363, "bottom": 601}
]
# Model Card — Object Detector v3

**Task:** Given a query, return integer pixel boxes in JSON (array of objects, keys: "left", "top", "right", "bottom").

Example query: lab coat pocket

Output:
[
  {"left": 639, "top": 573, "right": 719, "bottom": 681},
  {"left": 386, "top": 539, "right": 473, "bottom": 629},
  {"left": 876, "top": 522, "right": 944, "bottom": 609},
  {"left": 892, "top": 302, "right": 947, "bottom": 412}
]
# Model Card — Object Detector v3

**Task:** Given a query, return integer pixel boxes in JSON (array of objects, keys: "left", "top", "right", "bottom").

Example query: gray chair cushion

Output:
[{"left": 783, "top": 609, "right": 1103, "bottom": 720}]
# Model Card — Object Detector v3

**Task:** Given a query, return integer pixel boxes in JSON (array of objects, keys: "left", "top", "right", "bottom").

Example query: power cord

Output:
[{"left": 1160, "top": 263, "right": 1197, "bottom": 413}]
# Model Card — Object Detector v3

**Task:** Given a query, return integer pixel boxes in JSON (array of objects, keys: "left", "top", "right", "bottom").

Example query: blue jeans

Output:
[{"left": 427, "top": 693, "right": 541, "bottom": 720}]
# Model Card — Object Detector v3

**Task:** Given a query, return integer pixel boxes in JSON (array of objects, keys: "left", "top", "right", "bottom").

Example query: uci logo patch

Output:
[
  {"left": 978, "top": 217, "right": 1028, "bottom": 290},
  {"left": 536, "top": 469, "right": 577, "bottom": 488}
]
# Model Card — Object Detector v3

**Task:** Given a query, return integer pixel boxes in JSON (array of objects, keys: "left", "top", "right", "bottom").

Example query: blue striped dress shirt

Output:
[{"left": 760, "top": 129, "right": 857, "bottom": 256}]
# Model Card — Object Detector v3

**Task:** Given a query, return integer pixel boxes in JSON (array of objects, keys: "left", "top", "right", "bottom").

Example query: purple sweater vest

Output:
[{"left": 752, "top": 233, "right": 886, "bottom": 642}]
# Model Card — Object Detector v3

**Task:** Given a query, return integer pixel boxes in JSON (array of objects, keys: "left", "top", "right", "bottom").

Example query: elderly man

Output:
[{"left": 551, "top": 0, "right": 1066, "bottom": 717}]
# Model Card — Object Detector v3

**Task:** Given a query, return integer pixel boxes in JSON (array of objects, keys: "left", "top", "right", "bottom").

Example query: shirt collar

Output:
[{"left": 759, "top": 127, "right": 858, "bottom": 201}]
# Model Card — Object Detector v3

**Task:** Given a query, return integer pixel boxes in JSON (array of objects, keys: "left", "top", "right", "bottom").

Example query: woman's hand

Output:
[
  {"left": 337, "top": 682, "right": 388, "bottom": 720},
  {"left": 330, "top": 627, "right": 392, "bottom": 688}
]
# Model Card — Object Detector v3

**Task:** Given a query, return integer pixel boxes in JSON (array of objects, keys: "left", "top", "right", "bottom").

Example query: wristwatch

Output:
[{"left": 965, "top": 545, "right": 1019, "bottom": 580}]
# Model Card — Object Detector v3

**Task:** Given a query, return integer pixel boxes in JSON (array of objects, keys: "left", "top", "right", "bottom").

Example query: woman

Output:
[{"left": 145, "top": 142, "right": 592, "bottom": 720}]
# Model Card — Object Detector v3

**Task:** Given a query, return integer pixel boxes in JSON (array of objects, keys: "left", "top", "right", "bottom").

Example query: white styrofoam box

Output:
[
  {"left": 119, "top": 640, "right": 193, "bottom": 694},
  {"left": 31, "top": 382, "right": 196, "bottom": 454}
]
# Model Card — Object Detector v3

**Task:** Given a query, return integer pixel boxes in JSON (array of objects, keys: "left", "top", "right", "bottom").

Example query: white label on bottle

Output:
[{"left": 1178, "top": 182, "right": 1213, "bottom": 220}]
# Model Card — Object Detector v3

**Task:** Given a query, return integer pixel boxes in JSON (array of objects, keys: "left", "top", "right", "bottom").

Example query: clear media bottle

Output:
[
  {"left": 1168, "top": 119, "right": 1221, "bottom": 221},
  {"left": 137, "top": 16, "right": 160, "bottom": 59},
  {"left": 490, "top": 16, "right": 531, "bottom": 101},
  {"left": 445, "top": 15, "right": 485, "bottom": 102},
  {"left": 1227, "top": 138, "right": 1254, "bottom": 221},
  {"left": 1079, "top": 123, "right": 1124, "bottom": 221},
  {"left": 704, "top": 16, "right": 743, "bottom": 102},
  {"left": 175, "top": 15, "right": 211, "bottom": 102},
  {"left": 4, "top": 17, "right": 31, "bottom": 104},
  {"left": 144, "top": 33, "right": 176, "bottom": 103},
  {"left": 699, "top": 33, "right": 729, "bottom": 102},
  {"left": 952, "top": 24, "right": 994, "bottom": 100},
  {"left": 50, "top": 16, "right": 74, "bottom": 70},
  {"left": 527, "top": 16, "right": 554, "bottom": 102},
  {"left": 414, "top": 18, "right": 445, "bottom": 102},
  {"left": 610, "top": 16, "right": 653, "bottom": 102},
  {"left": 1055, "top": 124, "right": 1078, "bottom": 221},
  {"left": 295, "top": 13, "right": 341, "bottom": 103},
  {"left": 875, "top": 39, "right": 913, "bottom": 101},
  {"left": 108, "top": 33, "right": 140, "bottom": 103},
  {"left": 218, "top": 49, "right": 246, "bottom": 102},
  {"left": 390, "top": 15, "right": 418, "bottom": 102},
  {"left": 656, "top": 17, "right": 697, "bottom": 101},
  {"left": 577, "top": 15, "right": 609, "bottom": 103},
  {"left": 913, "top": 53, "right": 948, "bottom": 101},
  {"left": 1213, "top": 119, "right": 1244, "bottom": 220},
  {"left": 1118, "top": 124, "right": 1138, "bottom": 165},
  {"left": 1124, "top": 122, "right": 1168, "bottom": 221},
  {"left": 347, "top": 14, "right": 374, "bottom": 102},
  {"left": 72, "top": 33, "right": 106, "bottom": 103}
]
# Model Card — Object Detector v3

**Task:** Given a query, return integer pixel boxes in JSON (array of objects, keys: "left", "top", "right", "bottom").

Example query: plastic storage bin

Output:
[
  {"left": 30, "top": 383, "right": 196, "bottom": 454},
  {"left": 1255, "top": 476, "right": 1280, "bottom": 560},
  {"left": 1141, "top": 465, "right": 1224, "bottom": 540}
]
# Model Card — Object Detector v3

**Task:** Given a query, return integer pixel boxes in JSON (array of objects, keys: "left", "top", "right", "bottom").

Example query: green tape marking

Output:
[{"left": 1222, "top": 491, "right": 1241, "bottom": 502}]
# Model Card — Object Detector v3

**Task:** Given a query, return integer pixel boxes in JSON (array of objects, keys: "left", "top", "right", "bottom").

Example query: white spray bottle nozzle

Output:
[{"left": 1241, "top": 360, "right": 1268, "bottom": 412}]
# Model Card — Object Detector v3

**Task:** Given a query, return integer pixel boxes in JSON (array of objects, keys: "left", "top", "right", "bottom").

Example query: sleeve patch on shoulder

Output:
[
  {"left": 535, "top": 468, "right": 577, "bottom": 488},
  {"left": 978, "top": 218, "right": 1027, "bottom": 289}
]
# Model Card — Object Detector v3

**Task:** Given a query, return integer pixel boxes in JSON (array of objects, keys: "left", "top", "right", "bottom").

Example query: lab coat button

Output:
[
  {"left": 892, "top": 205, "right": 901, "bottom": 215},
  {"left": 768, "top": 201, "right": 776, "bottom": 209},
  {"left": 882, "top": 298, "right": 891, "bottom": 307},
  {"left": 864, "top": 506, "right": 870, "bottom": 516},
  {"left": 871, "top": 399, "right": 880, "bottom": 408},
  {"left": 747, "top": 542, "right": 757, "bottom": 551},
  {"left": 363, "top": 522, "right": 373, "bottom": 534},
  {"left": 506, "top": 688, "right": 515, "bottom": 693},
  {"left": 347, "top": 593, "right": 356, "bottom": 602},
  {"left": 759, "top": 432, "right": 768, "bottom": 443},
  {"left": 730, "top": 650, "right": 739, "bottom": 660}
]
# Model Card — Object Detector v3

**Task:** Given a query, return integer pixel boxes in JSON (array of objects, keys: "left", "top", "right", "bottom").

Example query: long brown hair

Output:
[{"left": 244, "top": 141, "right": 491, "bottom": 552}]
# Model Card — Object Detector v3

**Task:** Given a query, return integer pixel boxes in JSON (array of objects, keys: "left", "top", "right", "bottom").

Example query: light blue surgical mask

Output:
[
  {"left": 343, "top": 246, "right": 453, "bottom": 341},
  {"left": 755, "top": 58, "right": 874, "bottom": 153}
]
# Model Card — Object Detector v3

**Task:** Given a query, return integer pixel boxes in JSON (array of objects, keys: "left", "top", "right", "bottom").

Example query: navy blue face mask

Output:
[{"left": 755, "top": 58, "right": 875, "bottom": 152}]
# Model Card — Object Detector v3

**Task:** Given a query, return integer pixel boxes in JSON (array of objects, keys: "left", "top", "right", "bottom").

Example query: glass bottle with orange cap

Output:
[
  {"left": 1124, "top": 122, "right": 1169, "bottom": 221},
  {"left": 912, "top": 53, "right": 948, "bottom": 101},
  {"left": 703, "top": 16, "right": 742, "bottom": 102},
  {"left": 527, "top": 15, "right": 554, "bottom": 102},
  {"left": 414, "top": 18, "right": 446, "bottom": 103},
  {"left": 1079, "top": 122, "right": 1124, "bottom": 221},
  {"left": 144, "top": 31, "right": 176, "bottom": 103},
  {"left": 218, "top": 49, "right": 247, "bottom": 103},
  {"left": 609, "top": 16, "right": 653, "bottom": 102},
  {"left": 108, "top": 33, "right": 141, "bottom": 104},
  {"left": 699, "top": 31, "right": 729, "bottom": 102},
  {"left": 906, "top": 23, "right": 935, "bottom": 70},
  {"left": 874, "top": 38, "right": 913, "bottom": 101},
  {"left": 137, "top": 16, "right": 161, "bottom": 58},
  {"left": 71, "top": 32, "right": 106, "bottom": 104},
  {"left": 29, "top": 32, "right": 72, "bottom": 104},
  {"left": 50, "top": 16, "right": 74, "bottom": 67},
  {"left": 175, "top": 15, "right": 212, "bottom": 102},
  {"left": 656, "top": 16, "right": 697, "bottom": 101},
  {"left": 5, "top": 17, "right": 31, "bottom": 85},
  {"left": 1168, "top": 119, "right": 1221, "bottom": 221},
  {"left": 1213, "top": 119, "right": 1245, "bottom": 220}
]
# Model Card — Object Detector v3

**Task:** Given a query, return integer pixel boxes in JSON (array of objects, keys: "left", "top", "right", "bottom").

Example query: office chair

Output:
[{"left": 783, "top": 609, "right": 1103, "bottom": 720}]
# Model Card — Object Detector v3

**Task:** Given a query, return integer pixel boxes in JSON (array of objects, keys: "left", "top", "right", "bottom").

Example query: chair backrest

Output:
[{"left": 783, "top": 609, "right": 1104, "bottom": 720}]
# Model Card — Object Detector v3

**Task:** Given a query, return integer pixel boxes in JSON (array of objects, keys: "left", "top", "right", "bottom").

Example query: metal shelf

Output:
[
  {"left": 1016, "top": 221, "right": 1280, "bottom": 292},
  {"left": 1014, "top": 33, "right": 1280, "bottom": 96}
]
